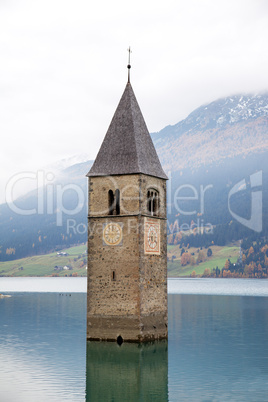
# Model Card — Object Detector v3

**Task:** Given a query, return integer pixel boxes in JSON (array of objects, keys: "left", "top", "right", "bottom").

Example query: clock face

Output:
[
  {"left": 144, "top": 218, "right": 160, "bottom": 255},
  {"left": 103, "top": 223, "right": 123, "bottom": 246},
  {"left": 147, "top": 225, "right": 158, "bottom": 249}
]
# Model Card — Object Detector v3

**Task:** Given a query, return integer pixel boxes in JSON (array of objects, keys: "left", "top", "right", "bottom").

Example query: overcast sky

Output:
[{"left": 1, "top": 0, "right": 268, "bottom": 203}]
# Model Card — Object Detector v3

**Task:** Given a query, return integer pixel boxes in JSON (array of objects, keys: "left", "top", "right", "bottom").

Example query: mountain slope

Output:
[{"left": 152, "top": 93, "right": 268, "bottom": 171}]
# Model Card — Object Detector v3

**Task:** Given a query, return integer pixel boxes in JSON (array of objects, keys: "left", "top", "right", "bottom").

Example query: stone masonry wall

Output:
[
  {"left": 87, "top": 174, "right": 167, "bottom": 341},
  {"left": 88, "top": 175, "right": 140, "bottom": 216},
  {"left": 87, "top": 216, "right": 140, "bottom": 316},
  {"left": 139, "top": 175, "right": 167, "bottom": 219},
  {"left": 138, "top": 175, "right": 167, "bottom": 323}
]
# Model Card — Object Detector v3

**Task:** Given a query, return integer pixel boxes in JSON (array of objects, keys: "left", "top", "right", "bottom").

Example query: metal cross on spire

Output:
[{"left": 127, "top": 46, "right": 132, "bottom": 83}]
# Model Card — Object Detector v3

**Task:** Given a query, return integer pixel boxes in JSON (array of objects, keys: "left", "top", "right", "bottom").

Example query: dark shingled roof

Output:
[{"left": 87, "top": 83, "right": 168, "bottom": 179}]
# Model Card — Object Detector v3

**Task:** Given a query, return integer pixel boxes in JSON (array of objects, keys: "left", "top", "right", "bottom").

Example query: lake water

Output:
[{"left": 0, "top": 278, "right": 268, "bottom": 401}]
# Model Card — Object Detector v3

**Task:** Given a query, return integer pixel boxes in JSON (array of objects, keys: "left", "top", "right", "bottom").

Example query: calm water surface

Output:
[{"left": 0, "top": 278, "right": 268, "bottom": 401}]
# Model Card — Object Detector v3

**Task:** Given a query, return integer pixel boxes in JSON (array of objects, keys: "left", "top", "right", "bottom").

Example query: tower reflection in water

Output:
[{"left": 86, "top": 340, "right": 168, "bottom": 401}]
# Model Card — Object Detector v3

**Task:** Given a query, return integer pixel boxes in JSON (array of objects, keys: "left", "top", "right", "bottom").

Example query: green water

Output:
[{"left": 86, "top": 341, "right": 168, "bottom": 401}]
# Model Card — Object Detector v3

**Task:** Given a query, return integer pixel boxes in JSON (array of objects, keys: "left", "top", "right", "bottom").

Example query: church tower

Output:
[{"left": 87, "top": 63, "right": 168, "bottom": 343}]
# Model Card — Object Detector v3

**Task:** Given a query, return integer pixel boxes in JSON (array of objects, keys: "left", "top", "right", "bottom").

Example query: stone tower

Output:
[{"left": 87, "top": 76, "right": 168, "bottom": 343}]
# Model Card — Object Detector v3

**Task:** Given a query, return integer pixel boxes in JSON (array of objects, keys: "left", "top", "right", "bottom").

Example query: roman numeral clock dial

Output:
[
  {"left": 144, "top": 218, "right": 160, "bottom": 255},
  {"left": 148, "top": 225, "right": 158, "bottom": 249}
]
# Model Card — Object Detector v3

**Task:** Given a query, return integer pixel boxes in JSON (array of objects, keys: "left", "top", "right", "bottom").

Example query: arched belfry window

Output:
[
  {"left": 108, "top": 189, "right": 120, "bottom": 215},
  {"left": 108, "top": 190, "right": 114, "bottom": 215},
  {"left": 115, "top": 189, "right": 120, "bottom": 215},
  {"left": 147, "top": 189, "right": 159, "bottom": 216}
]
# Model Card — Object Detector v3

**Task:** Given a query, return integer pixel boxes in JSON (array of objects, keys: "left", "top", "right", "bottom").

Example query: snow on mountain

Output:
[
  {"left": 153, "top": 93, "right": 268, "bottom": 141},
  {"left": 186, "top": 93, "right": 268, "bottom": 131},
  {"left": 211, "top": 94, "right": 268, "bottom": 125},
  {"left": 152, "top": 93, "right": 268, "bottom": 171}
]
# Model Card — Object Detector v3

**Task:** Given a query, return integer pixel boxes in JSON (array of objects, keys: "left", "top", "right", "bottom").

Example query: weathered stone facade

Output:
[{"left": 87, "top": 174, "right": 168, "bottom": 342}]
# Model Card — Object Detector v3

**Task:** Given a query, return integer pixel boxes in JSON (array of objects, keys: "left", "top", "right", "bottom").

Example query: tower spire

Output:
[
  {"left": 127, "top": 46, "right": 132, "bottom": 83},
  {"left": 87, "top": 80, "right": 168, "bottom": 179}
]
